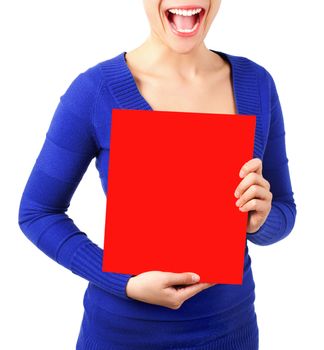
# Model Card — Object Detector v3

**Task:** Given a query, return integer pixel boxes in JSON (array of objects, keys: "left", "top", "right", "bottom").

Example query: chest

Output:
[{"left": 132, "top": 64, "right": 237, "bottom": 115}]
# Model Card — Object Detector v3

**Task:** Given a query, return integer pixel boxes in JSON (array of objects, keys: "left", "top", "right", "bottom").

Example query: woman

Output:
[{"left": 18, "top": 0, "right": 297, "bottom": 349}]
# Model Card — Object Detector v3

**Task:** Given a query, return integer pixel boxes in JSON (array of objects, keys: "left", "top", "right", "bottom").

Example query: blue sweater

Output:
[{"left": 18, "top": 49, "right": 296, "bottom": 334}]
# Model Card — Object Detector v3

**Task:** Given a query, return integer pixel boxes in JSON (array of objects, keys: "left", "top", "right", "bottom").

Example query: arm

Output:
[
  {"left": 246, "top": 70, "right": 297, "bottom": 246},
  {"left": 18, "top": 67, "right": 134, "bottom": 299}
]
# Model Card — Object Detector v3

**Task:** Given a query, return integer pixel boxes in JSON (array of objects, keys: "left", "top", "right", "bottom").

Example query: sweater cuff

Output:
[
  {"left": 70, "top": 240, "right": 134, "bottom": 300},
  {"left": 246, "top": 202, "right": 285, "bottom": 246}
]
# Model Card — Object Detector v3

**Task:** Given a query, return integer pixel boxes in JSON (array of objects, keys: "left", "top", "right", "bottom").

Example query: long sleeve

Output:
[
  {"left": 246, "top": 70, "right": 297, "bottom": 246},
  {"left": 18, "top": 67, "right": 134, "bottom": 299}
]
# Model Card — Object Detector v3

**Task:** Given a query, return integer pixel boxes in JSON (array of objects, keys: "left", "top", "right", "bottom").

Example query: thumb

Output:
[{"left": 164, "top": 272, "right": 200, "bottom": 287}]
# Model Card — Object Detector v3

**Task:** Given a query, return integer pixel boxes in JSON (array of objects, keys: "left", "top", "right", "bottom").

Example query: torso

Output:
[{"left": 124, "top": 51, "right": 237, "bottom": 115}]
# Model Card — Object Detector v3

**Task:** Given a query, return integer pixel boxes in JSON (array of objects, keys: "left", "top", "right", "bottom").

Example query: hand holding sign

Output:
[
  {"left": 126, "top": 271, "right": 217, "bottom": 309},
  {"left": 234, "top": 158, "right": 273, "bottom": 234}
]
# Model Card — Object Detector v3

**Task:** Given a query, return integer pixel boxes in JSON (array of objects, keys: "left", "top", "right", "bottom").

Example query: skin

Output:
[
  {"left": 125, "top": 0, "right": 273, "bottom": 310},
  {"left": 234, "top": 158, "right": 272, "bottom": 234}
]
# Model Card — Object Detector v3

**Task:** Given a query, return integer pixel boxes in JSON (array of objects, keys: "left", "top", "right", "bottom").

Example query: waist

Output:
[
  {"left": 85, "top": 250, "right": 255, "bottom": 321},
  {"left": 81, "top": 297, "right": 257, "bottom": 349}
]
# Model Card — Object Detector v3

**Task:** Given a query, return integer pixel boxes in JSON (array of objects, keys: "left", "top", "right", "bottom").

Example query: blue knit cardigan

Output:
[{"left": 18, "top": 50, "right": 297, "bottom": 323}]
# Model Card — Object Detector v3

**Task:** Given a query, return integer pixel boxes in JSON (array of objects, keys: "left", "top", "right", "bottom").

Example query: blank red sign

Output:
[{"left": 102, "top": 109, "right": 256, "bottom": 284}]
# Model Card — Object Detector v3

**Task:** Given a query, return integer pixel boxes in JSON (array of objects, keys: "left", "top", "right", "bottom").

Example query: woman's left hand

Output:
[{"left": 234, "top": 158, "right": 273, "bottom": 234}]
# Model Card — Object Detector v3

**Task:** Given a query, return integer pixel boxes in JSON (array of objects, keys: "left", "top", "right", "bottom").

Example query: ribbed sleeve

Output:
[
  {"left": 246, "top": 70, "right": 297, "bottom": 245},
  {"left": 18, "top": 67, "right": 134, "bottom": 300}
]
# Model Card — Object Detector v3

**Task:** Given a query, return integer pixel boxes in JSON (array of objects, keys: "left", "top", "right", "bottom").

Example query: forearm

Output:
[
  {"left": 246, "top": 198, "right": 296, "bottom": 245},
  {"left": 18, "top": 150, "right": 134, "bottom": 300}
]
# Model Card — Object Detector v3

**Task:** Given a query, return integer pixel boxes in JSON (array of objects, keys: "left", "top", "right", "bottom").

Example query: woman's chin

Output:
[{"left": 161, "top": 33, "right": 204, "bottom": 54}]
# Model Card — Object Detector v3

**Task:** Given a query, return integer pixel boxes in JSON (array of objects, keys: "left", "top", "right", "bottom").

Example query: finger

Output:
[
  {"left": 163, "top": 272, "right": 200, "bottom": 287},
  {"left": 235, "top": 185, "right": 269, "bottom": 209},
  {"left": 175, "top": 283, "right": 211, "bottom": 302},
  {"left": 206, "top": 283, "right": 217, "bottom": 288},
  {"left": 234, "top": 172, "right": 269, "bottom": 199},
  {"left": 173, "top": 282, "right": 215, "bottom": 290},
  {"left": 238, "top": 198, "right": 269, "bottom": 213},
  {"left": 239, "top": 158, "right": 262, "bottom": 178}
]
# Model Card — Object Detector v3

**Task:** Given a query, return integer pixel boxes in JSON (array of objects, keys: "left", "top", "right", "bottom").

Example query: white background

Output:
[{"left": 1, "top": 0, "right": 323, "bottom": 349}]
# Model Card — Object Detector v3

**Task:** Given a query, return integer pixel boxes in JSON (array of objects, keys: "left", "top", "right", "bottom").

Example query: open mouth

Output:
[{"left": 165, "top": 7, "right": 206, "bottom": 36}]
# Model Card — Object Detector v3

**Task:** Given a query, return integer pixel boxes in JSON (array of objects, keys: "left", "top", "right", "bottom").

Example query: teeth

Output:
[{"left": 168, "top": 8, "right": 202, "bottom": 16}]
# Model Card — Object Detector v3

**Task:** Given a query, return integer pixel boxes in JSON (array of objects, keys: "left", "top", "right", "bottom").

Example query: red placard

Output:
[{"left": 102, "top": 109, "right": 256, "bottom": 284}]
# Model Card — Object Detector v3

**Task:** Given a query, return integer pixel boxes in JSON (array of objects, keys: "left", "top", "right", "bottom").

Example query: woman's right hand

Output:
[{"left": 125, "top": 271, "right": 216, "bottom": 310}]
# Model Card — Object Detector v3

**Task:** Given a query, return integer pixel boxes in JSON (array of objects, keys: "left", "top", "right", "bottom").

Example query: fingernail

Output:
[
  {"left": 234, "top": 190, "right": 239, "bottom": 198},
  {"left": 239, "top": 170, "right": 244, "bottom": 178},
  {"left": 192, "top": 274, "right": 200, "bottom": 282}
]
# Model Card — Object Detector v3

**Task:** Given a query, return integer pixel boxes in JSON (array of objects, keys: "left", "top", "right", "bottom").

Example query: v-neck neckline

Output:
[
  {"left": 120, "top": 49, "right": 238, "bottom": 115},
  {"left": 101, "top": 49, "right": 263, "bottom": 158},
  {"left": 100, "top": 49, "right": 269, "bottom": 157}
]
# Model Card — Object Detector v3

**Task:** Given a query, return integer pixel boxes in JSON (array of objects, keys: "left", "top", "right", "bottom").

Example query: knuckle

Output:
[
  {"left": 170, "top": 301, "right": 182, "bottom": 309},
  {"left": 170, "top": 296, "right": 182, "bottom": 309}
]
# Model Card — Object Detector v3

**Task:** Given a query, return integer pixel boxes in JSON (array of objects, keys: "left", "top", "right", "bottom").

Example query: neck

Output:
[{"left": 126, "top": 34, "right": 224, "bottom": 81}]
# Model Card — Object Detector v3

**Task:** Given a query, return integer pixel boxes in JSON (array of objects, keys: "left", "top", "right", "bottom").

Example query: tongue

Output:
[{"left": 171, "top": 13, "right": 197, "bottom": 30}]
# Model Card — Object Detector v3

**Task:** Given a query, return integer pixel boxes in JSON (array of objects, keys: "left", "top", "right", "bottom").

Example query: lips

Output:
[{"left": 165, "top": 8, "right": 206, "bottom": 37}]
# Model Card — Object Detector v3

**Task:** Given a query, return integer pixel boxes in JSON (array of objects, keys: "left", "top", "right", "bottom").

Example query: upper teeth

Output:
[{"left": 168, "top": 8, "right": 202, "bottom": 16}]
